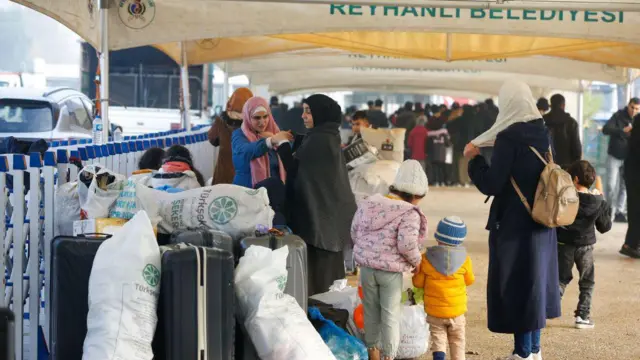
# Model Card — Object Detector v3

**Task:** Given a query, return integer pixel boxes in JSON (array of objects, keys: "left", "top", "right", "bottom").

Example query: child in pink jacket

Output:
[{"left": 351, "top": 160, "right": 429, "bottom": 360}]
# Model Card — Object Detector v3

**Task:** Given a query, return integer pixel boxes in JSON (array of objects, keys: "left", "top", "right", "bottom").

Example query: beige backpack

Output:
[{"left": 510, "top": 146, "right": 579, "bottom": 228}]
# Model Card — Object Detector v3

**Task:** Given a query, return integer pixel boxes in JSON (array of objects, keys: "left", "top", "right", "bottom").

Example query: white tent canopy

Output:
[
  {"left": 225, "top": 50, "right": 629, "bottom": 83},
  {"left": 11, "top": 1, "right": 640, "bottom": 52},
  {"left": 262, "top": 74, "right": 553, "bottom": 97},
  {"left": 282, "top": 86, "right": 497, "bottom": 100},
  {"left": 250, "top": 67, "right": 581, "bottom": 93}
]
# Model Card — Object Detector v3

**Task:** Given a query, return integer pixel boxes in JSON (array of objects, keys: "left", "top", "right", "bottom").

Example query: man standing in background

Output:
[
  {"left": 543, "top": 94, "right": 582, "bottom": 167},
  {"left": 367, "top": 98, "right": 389, "bottom": 129},
  {"left": 270, "top": 96, "right": 284, "bottom": 127},
  {"left": 603, "top": 97, "right": 639, "bottom": 223}
]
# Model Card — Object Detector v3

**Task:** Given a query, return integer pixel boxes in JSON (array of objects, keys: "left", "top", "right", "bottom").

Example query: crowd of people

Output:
[{"left": 131, "top": 81, "right": 636, "bottom": 360}]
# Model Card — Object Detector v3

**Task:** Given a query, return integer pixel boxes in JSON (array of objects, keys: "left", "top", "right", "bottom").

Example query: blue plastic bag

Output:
[
  {"left": 154, "top": 185, "right": 184, "bottom": 193},
  {"left": 308, "top": 307, "right": 368, "bottom": 360}
]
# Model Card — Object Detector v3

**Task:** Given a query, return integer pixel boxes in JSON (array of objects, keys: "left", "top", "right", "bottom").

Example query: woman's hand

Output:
[
  {"left": 272, "top": 131, "right": 294, "bottom": 144},
  {"left": 260, "top": 131, "right": 275, "bottom": 138},
  {"left": 463, "top": 143, "right": 480, "bottom": 159}
]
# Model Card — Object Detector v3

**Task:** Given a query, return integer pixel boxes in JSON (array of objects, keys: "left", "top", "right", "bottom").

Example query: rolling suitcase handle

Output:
[
  {"left": 77, "top": 233, "right": 112, "bottom": 240},
  {"left": 268, "top": 228, "right": 285, "bottom": 250},
  {"left": 0, "top": 308, "right": 14, "bottom": 360}
]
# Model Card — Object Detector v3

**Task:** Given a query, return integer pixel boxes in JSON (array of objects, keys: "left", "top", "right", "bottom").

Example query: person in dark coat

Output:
[
  {"left": 277, "top": 94, "right": 357, "bottom": 295},
  {"left": 603, "top": 98, "right": 639, "bottom": 222},
  {"left": 208, "top": 87, "right": 253, "bottom": 184},
  {"left": 269, "top": 96, "right": 284, "bottom": 126},
  {"left": 447, "top": 105, "right": 476, "bottom": 186},
  {"left": 278, "top": 100, "right": 308, "bottom": 136},
  {"left": 557, "top": 160, "right": 611, "bottom": 329},
  {"left": 621, "top": 116, "right": 640, "bottom": 258},
  {"left": 543, "top": 94, "right": 582, "bottom": 168},
  {"left": 464, "top": 80, "right": 561, "bottom": 360},
  {"left": 396, "top": 102, "right": 418, "bottom": 146},
  {"left": 367, "top": 99, "right": 389, "bottom": 129}
]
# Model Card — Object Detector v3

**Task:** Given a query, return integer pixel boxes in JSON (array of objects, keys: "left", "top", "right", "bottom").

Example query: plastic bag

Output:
[
  {"left": 235, "top": 245, "right": 289, "bottom": 319},
  {"left": 310, "top": 283, "right": 359, "bottom": 318},
  {"left": 309, "top": 307, "right": 368, "bottom": 360},
  {"left": 54, "top": 182, "right": 81, "bottom": 236},
  {"left": 77, "top": 165, "right": 126, "bottom": 219},
  {"left": 349, "top": 160, "right": 401, "bottom": 202},
  {"left": 397, "top": 305, "right": 429, "bottom": 359},
  {"left": 235, "top": 245, "right": 335, "bottom": 360},
  {"left": 156, "top": 184, "right": 274, "bottom": 239},
  {"left": 311, "top": 281, "right": 362, "bottom": 340},
  {"left": 109, "top": 179, "right": 161, "bottom": 224},
  {"left": 83, "top": 211, "right": 160, "bottom": 360}
]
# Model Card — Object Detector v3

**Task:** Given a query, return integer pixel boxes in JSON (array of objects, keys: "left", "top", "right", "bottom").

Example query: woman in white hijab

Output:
[{"left": 463, "top": 80, "right": 560, "bottom": 360}]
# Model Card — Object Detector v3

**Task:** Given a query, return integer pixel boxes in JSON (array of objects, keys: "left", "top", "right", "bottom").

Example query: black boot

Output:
[
  {"left": 620, "top": 245, "right": 640, "bottom": 259},
  {"left": 614, "top": 213, "right": 628, "bottom": 223}
]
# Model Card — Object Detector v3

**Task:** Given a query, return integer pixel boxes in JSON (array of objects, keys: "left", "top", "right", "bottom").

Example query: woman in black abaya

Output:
[{"left": 278, "top": 94, "right": 357, "bottom": 295}]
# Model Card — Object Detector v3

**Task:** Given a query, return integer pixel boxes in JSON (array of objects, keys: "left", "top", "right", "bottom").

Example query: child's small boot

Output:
[{"left": 433, "top": 351, "right": 446, "bottom": 360}]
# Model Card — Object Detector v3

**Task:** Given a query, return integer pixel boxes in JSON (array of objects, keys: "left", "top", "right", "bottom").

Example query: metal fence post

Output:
[
  {"left": 27, "top": 153, "right": 42, "bottom": 360},
  {"left": 10, "top": 154, "right": 26, "bottom": 359},
  {"left": 42, "top": 152, "right": 56, "bottom": 348},
  {"left": 0, "top": 156, "right": 8, "bottom": 308}
]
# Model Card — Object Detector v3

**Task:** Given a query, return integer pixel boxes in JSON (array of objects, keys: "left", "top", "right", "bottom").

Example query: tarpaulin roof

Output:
[
  {"left": 10, "top": 1, "right": 640, "bottom": 68},
  {"left": 222, "top": 49, "right": 628, "bottom": 83},
  {"left": 257, "top": 68, "right": 564, "bottom": 95}
]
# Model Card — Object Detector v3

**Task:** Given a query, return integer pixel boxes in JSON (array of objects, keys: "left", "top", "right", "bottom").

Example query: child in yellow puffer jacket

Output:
[{"left": 413, "top": 216, "right": 474, "bottom": 360}]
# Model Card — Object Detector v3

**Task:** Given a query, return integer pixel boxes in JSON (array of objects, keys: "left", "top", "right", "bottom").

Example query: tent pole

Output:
[
  {"left": 445, "top": 33, "right": 452, "bottom": 62},
  {"left": 99, "top": 0, "right": 109, "bottom": 143},
  {"left": 223, "top": 63, "right": 230, "bottom": 100},
  {"left": 577, "top": 80, "right": 585, "bottom": 143},
  {"left": 626, "top": 68, "right": 634, "bottom": 103},
  {"left": 180, "top": 42, "right": 192, "bottom": 131}
]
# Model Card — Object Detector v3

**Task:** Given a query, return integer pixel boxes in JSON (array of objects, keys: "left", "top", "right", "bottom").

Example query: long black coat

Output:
[
  {"left": 468, "top": 119, "right": 561, "bottom": 334},
  {"left": 625, "top": 117, "right": 640, "bottom": 248},
  {"left": 278, "top": 123, "right": 357, "bottom": 252}
]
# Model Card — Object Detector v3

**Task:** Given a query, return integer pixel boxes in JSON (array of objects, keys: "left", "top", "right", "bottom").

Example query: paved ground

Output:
[{"left": 408, "top": 188, "right": 640, "bottom": 360}]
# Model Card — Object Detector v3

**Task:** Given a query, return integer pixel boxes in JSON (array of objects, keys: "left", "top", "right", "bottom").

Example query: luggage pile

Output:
[
  {"left": 48, "top": 164, "right": 365, "bottom": 360},
  {"left": 344, "top": 128, "right": 405, "bottom": 203}
]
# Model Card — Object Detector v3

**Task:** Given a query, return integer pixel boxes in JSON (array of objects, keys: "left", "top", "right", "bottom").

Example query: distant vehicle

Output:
[
  {"left": 0, "top": 73, "right": 22, "bottom": 88},
  {"left": 0, "top": 87, "right": 94, "bottom": 142}
]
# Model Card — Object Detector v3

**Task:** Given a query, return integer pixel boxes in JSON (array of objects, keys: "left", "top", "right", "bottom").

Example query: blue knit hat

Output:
[{"left": 434, "top": 216, "right": 467, "bottom": 246}]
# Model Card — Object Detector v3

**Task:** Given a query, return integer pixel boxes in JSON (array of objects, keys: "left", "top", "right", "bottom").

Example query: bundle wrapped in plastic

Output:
[
  {"left": 361, "top": 127, "right": 406, "bottom": 163},
  {"left": 155, "top": 184, "right": 274, "bottom": 240},
  {"left": 348, "top": 160, "right": 401, "bottom": 203},
  {"left": 235, "top": 246, "right": 336, "bottom": 360}
]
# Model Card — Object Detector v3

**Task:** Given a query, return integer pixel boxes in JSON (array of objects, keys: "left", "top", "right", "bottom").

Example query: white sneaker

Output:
[
  {"left": 497, "top": 355, "right": 533, "bottom": 360},
  {"left": 532, "top": 350, "right": 542, "bottom": 360},
  {"left": 575, "top": 316, "right": 595, "bottom": 329}
]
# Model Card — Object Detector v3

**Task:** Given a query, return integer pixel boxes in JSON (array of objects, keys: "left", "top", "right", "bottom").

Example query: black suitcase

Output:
[
  {"left": 170, "top": 228, "right": 238, "bottom": 260},
  {"left": 49, "top": 234, "right": 111, "bottom": 360},
  {"left": 0, "top": 307, "right": 14, "bottom": 360},
  {"left": 156, "top": 244, "right": 235, "bottom": 360},
  {"left": 308, "top": 298, "right": 350, "bottom": 331},
  {"left": 240, "top": 232, "right": 308, "bottom": 311}
]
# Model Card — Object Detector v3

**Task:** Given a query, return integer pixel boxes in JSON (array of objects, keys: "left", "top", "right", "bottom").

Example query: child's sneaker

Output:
[
  {"left": 532, "top": 350, "right": 542, "bottom": 360},
  {"left": 575, "top": 316, "right": 595, "bottom": 329}
]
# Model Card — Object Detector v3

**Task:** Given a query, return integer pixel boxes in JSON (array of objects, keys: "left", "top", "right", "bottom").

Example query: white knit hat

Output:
[{"left": 391, "top": 160, "right": 429, "bottom": 196}]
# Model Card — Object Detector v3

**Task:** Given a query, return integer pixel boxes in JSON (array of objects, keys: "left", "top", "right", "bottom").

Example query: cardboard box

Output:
[{"left": 73, "top": 218, "right": 158, "bottom": 237}]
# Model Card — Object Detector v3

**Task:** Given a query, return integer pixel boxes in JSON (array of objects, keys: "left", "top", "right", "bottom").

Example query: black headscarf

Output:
[{"left": 304, "top": 94, "right": 342, "bottom": 127}]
